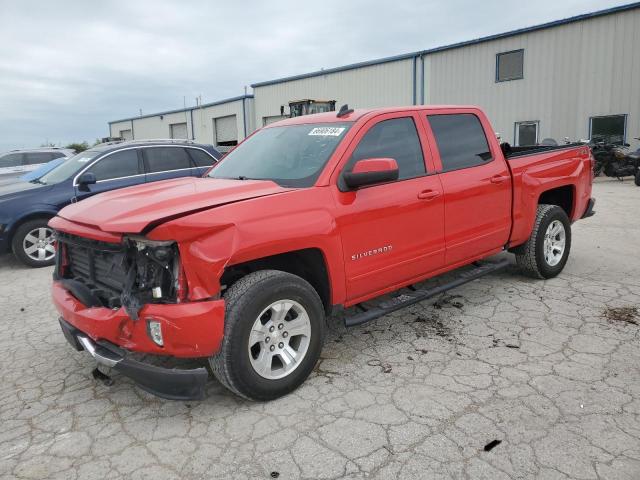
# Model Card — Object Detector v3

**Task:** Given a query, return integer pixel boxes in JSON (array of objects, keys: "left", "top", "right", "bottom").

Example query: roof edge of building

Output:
[
  {"left": 250, "top": 1, "right": 640, "bottom": 88},
  {"left": 108, "top": 94, "right": 254, "bottom": 124}
]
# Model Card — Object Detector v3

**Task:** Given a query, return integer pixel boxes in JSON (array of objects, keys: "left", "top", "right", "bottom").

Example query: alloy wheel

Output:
[
  {"left": 23, "top": 227, "right": 56, "bottom": 262},
  {"left": 248, "top": 299, "right": 311, "bottom": 380}
]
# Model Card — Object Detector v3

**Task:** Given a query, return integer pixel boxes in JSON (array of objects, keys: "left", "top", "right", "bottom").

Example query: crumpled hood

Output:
[{"left": 57, "top": 177, "right": 290, "bottom": 233}]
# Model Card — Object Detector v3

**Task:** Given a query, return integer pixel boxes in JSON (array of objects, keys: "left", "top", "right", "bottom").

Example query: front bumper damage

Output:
[
  {"left": 52, "top": 280, "right": 226, "bottom": 401},
  {"left": 59, "top": 317, "right": 208, "bottom": 400}
]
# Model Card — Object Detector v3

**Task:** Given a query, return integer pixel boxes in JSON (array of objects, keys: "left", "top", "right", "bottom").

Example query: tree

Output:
[{"left": 65, "top": 141, "right": 89, "bottom": 153}]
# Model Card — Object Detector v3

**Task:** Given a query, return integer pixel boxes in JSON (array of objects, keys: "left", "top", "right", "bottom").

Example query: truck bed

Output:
[
  {"left": 502, "top": 142, "right": 586, "bottom": 159},
  {"left": 505, "top": 143, "right": 592, "bottom": 248}
]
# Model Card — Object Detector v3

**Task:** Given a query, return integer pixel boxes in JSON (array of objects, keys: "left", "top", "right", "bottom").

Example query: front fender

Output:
[
  {"left": 146, "top": 188, "right": 347, "bottom": 304},
  {"left": 4, "top": 205, "right": 60, "bottom": 237}
]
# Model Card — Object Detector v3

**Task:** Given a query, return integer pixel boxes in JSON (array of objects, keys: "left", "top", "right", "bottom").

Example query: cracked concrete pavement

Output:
[{"left": 1, "top": 178, "right": 639, "bottom": 479}]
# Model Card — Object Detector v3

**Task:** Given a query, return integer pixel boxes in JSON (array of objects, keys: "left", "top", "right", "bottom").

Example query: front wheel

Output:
[
  {"left": 514, "top": 205, "right": 572, "bottom": 279},
  {"left": 11, "top": 219, "right": 56, "bottom": 267},
  {"left": 209, "top": 270, "right": 326, "bottom": 401},
  {"left": 635, "top": 170, "right": 640, "bottom": 186}
]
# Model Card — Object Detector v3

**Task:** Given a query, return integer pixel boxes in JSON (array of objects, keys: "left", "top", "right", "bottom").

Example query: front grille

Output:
[{"left": 57, "top": 232, "right": 127, "bottom": 308}]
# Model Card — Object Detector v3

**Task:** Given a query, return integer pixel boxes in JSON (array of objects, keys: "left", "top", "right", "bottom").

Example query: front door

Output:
[
  {"left": 332, "top": 113, "right": 446, "bottom": 304},
  {"left": 74, "top": 148, "right": 145, "bottom": 201}
]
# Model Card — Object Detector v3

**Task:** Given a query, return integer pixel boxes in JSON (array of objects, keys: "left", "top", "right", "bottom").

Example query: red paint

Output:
[
  {"left": 52, "top": 282, "right": 225, "bottom": 357},
  {"left": 50, "top": 105, "right": 593, "bottom": 358},
  {"left": 351, "top": 158, "right": 398, "bottom": 174}
]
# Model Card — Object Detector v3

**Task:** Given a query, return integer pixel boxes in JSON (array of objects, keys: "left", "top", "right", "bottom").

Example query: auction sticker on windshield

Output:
[{"left": 308, "top": 127, "right": 346, "bottom": 136}]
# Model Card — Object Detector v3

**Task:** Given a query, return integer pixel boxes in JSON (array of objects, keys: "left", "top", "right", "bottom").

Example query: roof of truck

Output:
[{"left": 267, "top": 105, "right": 482, "bottom": 127}]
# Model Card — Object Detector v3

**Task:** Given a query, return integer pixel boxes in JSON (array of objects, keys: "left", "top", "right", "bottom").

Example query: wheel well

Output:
[
  {"left": 538, "top": 186, "right": 574, "bottom": 217},
  {"left": 8, "top": 213, "right": 55, "bottom": 243},
  {"left": 220, "top": 248, "right": 332, "bottom": 314}
]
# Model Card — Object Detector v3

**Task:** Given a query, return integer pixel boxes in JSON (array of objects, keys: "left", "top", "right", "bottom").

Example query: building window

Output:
[
  {"left": 590, "top": 114, "right": 627, "bottom": 145},
  {"left": 496, "top": 49, "right": 524, "bottom": 82},
  {"left": 515, "top": 121, "right": 539, "bottom": 146}
]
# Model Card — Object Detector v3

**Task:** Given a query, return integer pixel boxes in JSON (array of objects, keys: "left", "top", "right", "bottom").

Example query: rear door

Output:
[
  {"left": 333, "top": 112, "right": 446, "bottom": 303},
  {"left": 73, "top": 148, "right": 145, "bottom": 201},
  {"left": 423, "top": 110, "right": 512, "bottom": 265},
  {"left": 143, "top": 146, "right": 194, "bottom": 183},
  {"left": 186, "top": 147, "right": 218, "bottom": 177}
]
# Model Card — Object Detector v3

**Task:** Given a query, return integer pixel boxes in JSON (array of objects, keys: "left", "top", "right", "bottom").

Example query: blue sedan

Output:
[{"left": 0, "top": 140, "right": 220, "bottom": 267}]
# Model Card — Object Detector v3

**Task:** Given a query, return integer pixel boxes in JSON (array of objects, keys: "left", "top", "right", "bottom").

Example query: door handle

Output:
[
  {"left": 490, "top": 175, "right": 509, "bottom": 184},
  {"left": 417, "top": 189, "right": 441, "bottom": 200}
]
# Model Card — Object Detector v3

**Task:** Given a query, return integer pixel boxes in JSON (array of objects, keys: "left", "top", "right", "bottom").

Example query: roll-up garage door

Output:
[
  {"left": 214, "top": 115, "right": 238, "bottom": 145},
  {"left": 170, "top": 122, "right": 188, "bottom": 139},
  {"left": 119, "top": 129, "right": 133, "bottom": 141}
]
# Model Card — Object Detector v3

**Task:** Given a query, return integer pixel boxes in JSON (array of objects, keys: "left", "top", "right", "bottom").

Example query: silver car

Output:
[{"left": 0, "top": 148, "right": 76, "bottom": 185}]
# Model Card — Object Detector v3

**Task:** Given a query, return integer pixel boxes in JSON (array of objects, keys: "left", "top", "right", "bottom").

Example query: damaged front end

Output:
[{"left": 55, "top": 232, "right": 187, "bottom": 320}]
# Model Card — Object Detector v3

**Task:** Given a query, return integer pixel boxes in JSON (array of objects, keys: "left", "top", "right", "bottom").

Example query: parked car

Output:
[
  {"left": 49, "top": 105, "right": 594, "bottom": 401},
  {"left": 0, "top": 148, "right": 75, "bottom": 186},
  {"left": 20, "top": 157, "right": 69, "bottom": 183},
  {"left": 0, "top": 140, "right": 220, "bottom": 267}
]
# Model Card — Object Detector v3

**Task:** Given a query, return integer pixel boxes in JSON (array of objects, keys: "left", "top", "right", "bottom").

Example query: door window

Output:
[
  {"left": 427, "top": 114, "right": 492, "bottom": 172},
  {"left": 87, "top": 150, "right": 141, "bottom": 181},
  {"left": 145, "top": 147, "right": 191, "bottom": 173},
  {"left": 23, "top": 152, "right": 54, "bottom": 165},
  {"left": 0, "top": 153, "right": 24, "bottom": 168},
  {"left": 515, "top": 121, "right": 539, "bottom": 146},
  {"left": 348, "top": 117, "right": 426, "bottom": 180},
  {"left": 187, "top": 148, "right": 216, "bottom": 167}
]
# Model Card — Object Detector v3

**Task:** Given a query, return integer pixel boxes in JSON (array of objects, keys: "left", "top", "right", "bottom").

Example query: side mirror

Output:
[
  {"left": 342, "top": 158, "right": 399, "bottom": 190},
  {"left": 77, "top": 172, "right": 96, "bottom": 190}
]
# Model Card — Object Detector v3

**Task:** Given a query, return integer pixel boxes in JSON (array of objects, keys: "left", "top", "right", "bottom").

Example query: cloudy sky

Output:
[{"left": 0, "top": 0, "right": 629, "bottom": 151}]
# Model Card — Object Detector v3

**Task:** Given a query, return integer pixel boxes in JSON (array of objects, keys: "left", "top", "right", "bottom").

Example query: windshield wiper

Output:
[{"left": 29, "top": 178, "right": 45, "bottom": 185}]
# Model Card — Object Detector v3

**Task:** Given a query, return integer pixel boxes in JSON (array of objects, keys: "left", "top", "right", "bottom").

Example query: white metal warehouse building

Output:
[{"left": 109, "top": 2, "right": 640, "bottom": 149}]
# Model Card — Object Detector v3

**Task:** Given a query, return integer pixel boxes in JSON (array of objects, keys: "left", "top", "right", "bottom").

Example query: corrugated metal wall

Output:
[
  {"left": 191, "top": 99, "right": 248, "bottom": 145},
  {"left": 253, "top": 59, "right": 415, "bottom": 127},
  {"left": 109, "top": 7, "right": 640, "bottom": 149},
  {"left": 109, "top": 98, "right": 254, "bottom": 146},
  {"left": 109, "top": 120, "right": 133, "bottom": 138},
  {"left": 425, "top": 9, "right": 640, "bottom": 147}
]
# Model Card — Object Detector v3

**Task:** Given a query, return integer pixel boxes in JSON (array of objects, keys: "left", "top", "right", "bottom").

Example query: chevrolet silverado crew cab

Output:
[{"left": 49, "top": 105, "right": 595, "bottom": 401}]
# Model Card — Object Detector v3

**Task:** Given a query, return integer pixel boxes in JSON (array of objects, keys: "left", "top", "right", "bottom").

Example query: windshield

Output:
[
  {"left": 209, "top": 123, "right": 351, "bottom": 187},
  {"left": 38, "top": 150, "right": 101, "bottom": 185}
]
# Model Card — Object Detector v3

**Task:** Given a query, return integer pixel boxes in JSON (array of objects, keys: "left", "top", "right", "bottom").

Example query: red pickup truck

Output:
[{"left": 50, "top": 105, "right": 595, "bottom": 401}]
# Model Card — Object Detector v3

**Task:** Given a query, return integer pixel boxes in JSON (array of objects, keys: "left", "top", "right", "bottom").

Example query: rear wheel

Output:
[
  {"left": 11, "top": 219, "right": 56, "bottom": 268},
  {"left": 635, "top": 170, "right": 640, "bottom": 186},
  {"left": 514, "top": 205, "right": 571, "bottom": 279},
  {"left": 209, "top": 270, "right": 326, "bottom": 401}
]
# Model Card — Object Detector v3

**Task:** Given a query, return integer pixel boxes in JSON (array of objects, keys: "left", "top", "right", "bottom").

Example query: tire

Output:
[
  {"left": 209, "top": 270, "right": 326, "bottom": 401},
  {"left": 635, "top": 170, "right": 640, "bottom": 186},
  {"left": 11, "top": 218, "right": 56, "bottom": 268},
  {"left": 514, "top": 205, "right": 571, "bottom": 279}
]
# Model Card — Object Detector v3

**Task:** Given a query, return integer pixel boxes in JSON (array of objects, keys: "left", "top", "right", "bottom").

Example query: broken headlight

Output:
[{"left": 121, "top": 237, "right": 187, "bottom": 319}]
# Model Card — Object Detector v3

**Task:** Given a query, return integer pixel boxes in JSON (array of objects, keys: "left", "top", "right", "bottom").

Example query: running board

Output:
[{"left": 343, "top": 258, "right": 510, "bottom": 327}]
